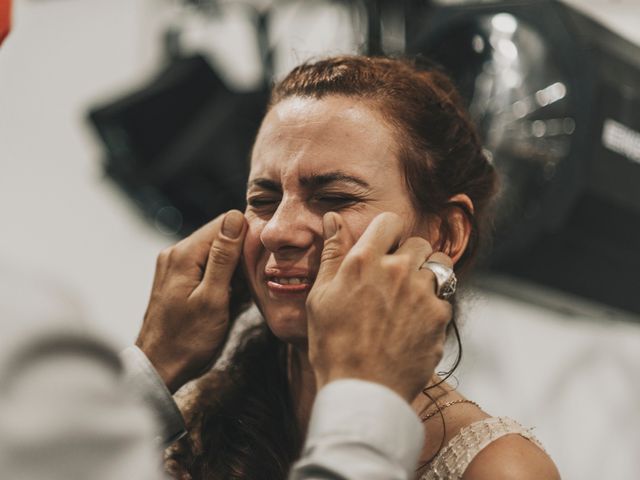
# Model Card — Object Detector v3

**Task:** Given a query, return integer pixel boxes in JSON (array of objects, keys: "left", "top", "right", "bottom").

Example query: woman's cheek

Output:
[
  {"left": 352, "top": 202, "right": 419, "bottom": 238},
  {"left": 340, "top": 210, "right": 381, "bottom": 241}
]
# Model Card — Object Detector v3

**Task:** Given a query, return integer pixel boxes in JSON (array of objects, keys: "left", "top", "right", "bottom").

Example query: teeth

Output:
[{"left": 273, "top": 277, "right": 308, "bottom": 285}]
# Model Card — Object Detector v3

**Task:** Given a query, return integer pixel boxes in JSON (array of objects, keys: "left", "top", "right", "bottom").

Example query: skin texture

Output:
[{"left": 462, "top": 434, "right": 561, "bottom": 480}]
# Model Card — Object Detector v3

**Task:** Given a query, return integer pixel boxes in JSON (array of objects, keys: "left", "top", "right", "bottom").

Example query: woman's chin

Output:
[{"left": 262, "top": 306, "right": 309, "bottom": 346}]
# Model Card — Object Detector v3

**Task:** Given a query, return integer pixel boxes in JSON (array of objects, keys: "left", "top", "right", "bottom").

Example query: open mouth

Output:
[
  {"left": 266, "top": 275, "right": 313, "bottom": 295},
  {"left": 269, "top": 277, "right": 311, "bottom": 285}
]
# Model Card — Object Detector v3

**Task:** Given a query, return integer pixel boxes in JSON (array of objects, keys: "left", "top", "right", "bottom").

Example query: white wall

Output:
[
  {"left": 1, "top": 0, "right": 639, "bottom": 478},
  {"left": 0, "top": 0, "right": 170, "bottom": 344}
]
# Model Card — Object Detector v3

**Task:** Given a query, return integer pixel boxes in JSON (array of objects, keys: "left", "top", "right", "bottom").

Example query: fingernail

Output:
[
  {"left": 323, "top": 213, "right": 338, "bottom": 239},
  {"left": 222, "top": 211, "right": 244, "bottom": 239}
]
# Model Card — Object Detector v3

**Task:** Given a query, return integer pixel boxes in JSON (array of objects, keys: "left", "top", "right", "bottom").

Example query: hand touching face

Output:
[
  {"left": 243, "top": 96, "right": 430, "bottom": 345},
  {"left": 307, "top": 211, "right": 453, "bottom": 401}
]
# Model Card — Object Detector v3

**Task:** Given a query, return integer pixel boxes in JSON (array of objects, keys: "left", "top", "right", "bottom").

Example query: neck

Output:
[{"left": 287, "top": 344, "right": 317, "bottom": 437}]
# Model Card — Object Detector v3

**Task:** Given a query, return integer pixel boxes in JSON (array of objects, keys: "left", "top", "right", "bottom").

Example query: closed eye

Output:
[
  {"left": 247, "top": 194, "right": 363, "bottom": 211},
  {"left": 312, "top": 195, "right": 361, "bottom": 208},
  {"left": 247, "top": 197, "right": 280, "bottom": 208}
]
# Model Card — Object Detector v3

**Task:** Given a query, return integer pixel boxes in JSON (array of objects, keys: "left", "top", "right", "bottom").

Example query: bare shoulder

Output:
[{"left": 462, "top": 433, "right": 561, "bottom": 480}]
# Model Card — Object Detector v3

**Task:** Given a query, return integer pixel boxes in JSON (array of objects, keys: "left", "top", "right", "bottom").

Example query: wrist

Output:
[
  {"left": 135, "top": 342, "right": 186, "bottom": 394},
  {"left": 152, "top": 358, "right": 185, "bottom": 394},
  {"left": 318, "top": 368, "right": 419, "bottom": 403}
]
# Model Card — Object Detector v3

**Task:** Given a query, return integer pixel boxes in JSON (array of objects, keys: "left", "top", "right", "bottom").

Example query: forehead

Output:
[{"left": 249, "top": 96, "right": 402, "bottom": 186}]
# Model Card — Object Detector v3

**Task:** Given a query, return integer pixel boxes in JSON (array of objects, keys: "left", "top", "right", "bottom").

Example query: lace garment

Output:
[{"left": 420, "top": 416, "right": 545, "bottom": 480}]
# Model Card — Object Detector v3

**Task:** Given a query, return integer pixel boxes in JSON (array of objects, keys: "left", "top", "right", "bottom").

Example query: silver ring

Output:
[{"left": 420, "top": 261, "right": 457, "bottom": 300}]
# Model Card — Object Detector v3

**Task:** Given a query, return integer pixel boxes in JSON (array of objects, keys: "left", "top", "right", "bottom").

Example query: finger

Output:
[
  {"left": 314, "top": 212, "right": 355, "bottom": 286},
  {"left": 173, "top": 212, "right": 227, "bottom": 272},
  {"left": 426, "top": 251, "right": 454, "bottom": 268},
  {"left": 201, "top": 210, "right": 247, "bottom": 288},
  {"left": 394, "top": 237, "right": 433, "bottom": 269},
  {"left": 349, "top": 212, "right": 404, "bottom": 258}
]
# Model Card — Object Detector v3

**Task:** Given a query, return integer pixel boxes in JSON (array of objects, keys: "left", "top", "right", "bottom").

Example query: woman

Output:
[{"left": 162, "top": 56, "right": 559, "bottom": 479}]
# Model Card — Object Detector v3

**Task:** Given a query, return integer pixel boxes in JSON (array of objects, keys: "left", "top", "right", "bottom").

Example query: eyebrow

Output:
[
  {"left": 248, "top": 171, "right": 371, "bottom": 192},
  {"left": 247, "top": 177, "right": 281, "bottom": 192}
]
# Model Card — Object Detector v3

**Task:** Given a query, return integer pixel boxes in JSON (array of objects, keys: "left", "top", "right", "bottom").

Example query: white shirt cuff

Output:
[
  {"left": 120, "top": 345, "right": 186, "bottom": 446},
  {"left": 294, "top": 379, "right": 424, "bottom": 479}
]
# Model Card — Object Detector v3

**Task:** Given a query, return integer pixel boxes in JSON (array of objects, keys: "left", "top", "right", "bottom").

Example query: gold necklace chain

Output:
[{"left": 420, "top": 399, "right": 481, "bottom": 422}]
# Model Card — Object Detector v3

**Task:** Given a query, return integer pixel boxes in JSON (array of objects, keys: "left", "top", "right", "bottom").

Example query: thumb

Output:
[
  {"left": 202, "top": 210, "right": 246, "bottom": 288},
  {"left": 315, "top": 212, "right": 352, "bottom": 286}
]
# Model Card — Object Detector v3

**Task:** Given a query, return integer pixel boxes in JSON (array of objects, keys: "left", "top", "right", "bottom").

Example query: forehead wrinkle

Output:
[{"left": 249, "top": 135, "right": 310, "bottom": 189}]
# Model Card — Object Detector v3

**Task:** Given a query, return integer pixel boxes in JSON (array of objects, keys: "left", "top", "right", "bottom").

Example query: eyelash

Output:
[
  {"left": 247, "top": 195, "right": 360, "bottom": 209},
  {"left": 314, "top": 195, "right": 359, "bottom": 206}
]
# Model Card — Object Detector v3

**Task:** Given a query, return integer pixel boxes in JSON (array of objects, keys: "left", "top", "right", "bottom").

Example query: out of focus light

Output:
[
  {"left": 413, "top": 7, "right": 576, "bottom": 264},
  {"left": 535, "top": 82, "right": 567, "bottom": 106},
  {"left": 497, "top": 38, "right": 518, "bottom": 61},
  {"left": 154, "top": 206, "right": 183, "bottom": 236},
  {"left": 408, "top": 0, "right": 640, "bottom": 316},
  {"left": 472, "top": 34, "right": 485, "bottom": 53},
  {"left": 491, "top": 13, "right": 518, "bottom": 34}
]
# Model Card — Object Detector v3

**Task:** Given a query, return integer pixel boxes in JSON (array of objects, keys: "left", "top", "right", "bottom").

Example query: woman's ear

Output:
[{"left": 441, "top": 193, "right": 474, "bottom": 264}]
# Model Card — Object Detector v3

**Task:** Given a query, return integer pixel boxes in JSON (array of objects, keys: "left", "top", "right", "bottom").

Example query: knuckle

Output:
[
  {"left": 398, "top": 254, "right": 413, "bottom": 271},
  {"left": 304, "top": 296, "right": 314, "bottom": 312},
  {"left": 209, "top": 238, "right": 237, "bottom": 267},
  {"left": 412, "top": 282, "right": 430, "bottom": 305},
  {"left": 347, "top": 247, "right": 371, "bottom": 266},
  {"left": 384, "top": 255, "right": 412, "bottom": 278},
  {"left": 415, "top": 237, "right": 433, "bottom": 256},
  {"left": 434, "top": 302, "right": 453, "bottom": 327},
  {"left": 320, "top": 240, "right": 342, "bottom": 263},
  {"left": 192, "top": 294, "right": 225, "bottom": 317},
  {"left": 405, "top": 236, "right": 428, "bottom": 250},
  {"left": 379, "top": 211, "right": 402, "bottom": 227},
  {"left": 157, "top": 247, "right": 174, "bottom": 265},
  {"left": 304, "top": 293, "right": 316, "bottom": 312},
  {"left": 432, "top": 344, "right": 445, "bottom": 361}
]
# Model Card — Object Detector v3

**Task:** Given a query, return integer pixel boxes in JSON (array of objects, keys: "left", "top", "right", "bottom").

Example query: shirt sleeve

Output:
[
  {"left": 0, "top": 332, "right": 167, "bottom": 480},
  {"left": 290, "top": 379, "right": 424, "bottom": 480},
  {"left": 120, "top": 345, "right": 187, "bottom": 446}
]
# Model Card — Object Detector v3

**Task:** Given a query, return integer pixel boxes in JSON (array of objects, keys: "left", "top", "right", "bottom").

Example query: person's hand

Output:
[
  {"left": 135, "top": 210, "right": 247, "bottom": 393},
  {"left": 306, "top": 211, "right": 453, "bottom": 402}
]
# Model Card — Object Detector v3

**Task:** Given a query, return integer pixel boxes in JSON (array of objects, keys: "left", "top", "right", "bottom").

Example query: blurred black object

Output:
[
  {"left": 89, "top": 54, "right": 268, "bottom": 236},
  {"left": 407, "top": 0, "right": 640, "bottom": 315}
]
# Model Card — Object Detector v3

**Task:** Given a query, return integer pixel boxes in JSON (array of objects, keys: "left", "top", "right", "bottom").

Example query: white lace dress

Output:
[{"left": 420, "top": 417, "right": 546, "bottom": 480}]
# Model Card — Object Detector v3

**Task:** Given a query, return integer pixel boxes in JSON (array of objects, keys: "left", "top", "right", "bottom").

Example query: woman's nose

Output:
[{"left": 260, "top": 200, "right": 318, "bottom": 254}]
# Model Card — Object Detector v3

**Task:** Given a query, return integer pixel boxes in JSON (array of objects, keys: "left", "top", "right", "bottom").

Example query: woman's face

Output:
[{"left": 243, "top": 95, "right": 428, "bottom": 346}]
